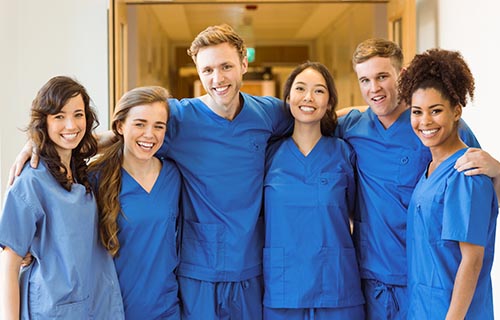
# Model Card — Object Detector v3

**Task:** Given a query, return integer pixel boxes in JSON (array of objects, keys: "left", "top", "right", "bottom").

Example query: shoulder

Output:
[
  {"left": 324, "top": 136, "right": 355, "bottom": 164},
  {"left": 337, "top": 109, "right": 366, "bottom": 133},
  {"left": 160, "top": 157, "right": 181, "bottom": 177}
]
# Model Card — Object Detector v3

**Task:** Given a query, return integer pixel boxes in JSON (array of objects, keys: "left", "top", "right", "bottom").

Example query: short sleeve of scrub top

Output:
[{"left": 441, "top": 172, "right": 495, "bottom": 246}]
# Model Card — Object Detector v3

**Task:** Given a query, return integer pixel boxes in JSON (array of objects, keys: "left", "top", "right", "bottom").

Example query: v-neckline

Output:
[{"left": 122, "top": 160, "right": 164, "bottom": 195}]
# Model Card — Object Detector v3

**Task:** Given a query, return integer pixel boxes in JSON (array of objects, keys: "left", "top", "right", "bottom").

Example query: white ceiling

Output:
[{"left": 127, "top": 1, "right": 387, "bottom": 44}]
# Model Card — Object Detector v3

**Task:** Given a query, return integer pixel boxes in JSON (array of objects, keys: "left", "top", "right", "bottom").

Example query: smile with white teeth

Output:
[
  {"left": 137, "top": 141, "right": 154, "bottom": 149},
  {"left": 214, "top": 85, "right": 229, "bottom": 92},
  {"left": 299, "top": 106, "right": 316, "bottom": 112},
  {"left": 61, "top": 133, "right": 78, "bottom": 140},
  {"left": 372, "top": 96, "right": 385, "bottom": 102},
  {"left": 420, "top": 128, "right": 439, "bottom": 136}
]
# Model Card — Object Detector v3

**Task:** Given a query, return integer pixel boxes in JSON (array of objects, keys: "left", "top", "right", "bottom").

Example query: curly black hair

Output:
[{"left": 398, "top": 48, "right": 474, "bottom": 108}]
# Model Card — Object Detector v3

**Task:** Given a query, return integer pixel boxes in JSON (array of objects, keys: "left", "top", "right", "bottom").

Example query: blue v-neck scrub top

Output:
[
  {"left": 158, "top": 94, "right": 291, "bottom": 282},
  {"left": 407, "top": 148, "right": 498, "bottom": 319},
  {"left": 263, "top": 136, "right": 364, "bottom": 309},
  {"left": 336, "top": 108, "right": 480, "bottom": 286},
  {"left": 0, "top": 161, "right": 124, "bottom": 319},
  {"left": 109, "top": 158, "right": 181, "bottom": 319}
]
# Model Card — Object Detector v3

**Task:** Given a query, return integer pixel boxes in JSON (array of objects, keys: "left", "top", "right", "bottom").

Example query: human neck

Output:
[
  {"left": 377, "top": 103, "right": 407, "bottom": 129},
  {"left": 291, "top": 123, "right": 322, "bottom": 156},
  {"left": 122, "top": 155, "right": 161, "bottom": 192},
  {"left": 428, "top": 138, "right": 467, "bottom": 176},
  {"left": 200, "top": 94, "right": 242, "bottom": 121}
]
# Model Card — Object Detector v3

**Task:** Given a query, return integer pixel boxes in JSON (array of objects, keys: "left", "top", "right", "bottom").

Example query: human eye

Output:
[
  {"left": 53, "top": 114, "right": 64, "bottom": 120},
  {"left": 75, "top": 112, "right": 85, "bottom": 118},
  {"left": 431, "top": 109, "right": 442, "bottom": 115},
  {"left": 222, "top": 64, "right": 233, "bottom": 71},
  {"left": 359, "top": 78, "right": 369, "bottom": 85},
  {"left": 293, "top": 85, "right": 305, "bottom": 92},
  {"left": 134, "top": 122, "right": 145, "bottom": 128},
  {"left": 201, "top": 67, "right": 212, "bottom": 75},
  {"left": 315, "top": 88, "right": 326, "bottom": 94},
  {"left": 155, "top": 124, "right": 166, "bottom": 130},
  {"left": 411, "top": 108, "right": 421, "bottom": 115}
]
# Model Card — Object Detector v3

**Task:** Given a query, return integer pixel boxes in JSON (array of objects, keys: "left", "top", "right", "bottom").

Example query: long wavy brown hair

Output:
[
  {"left": 29, "top": 76, "right": 98, "bottom": 192},
  {"left": 89, "top": 86, "right": 170, "bottom": 257}
]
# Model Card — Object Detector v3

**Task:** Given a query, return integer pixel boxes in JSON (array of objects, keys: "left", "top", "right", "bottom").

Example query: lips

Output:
[
  {"left": 371, "top": 95, "right": 385, "bottom": 103},
  {"left": 61, "top": 132, "right": 79, "bottom": 140},
  {"left": 299, "top": 105, "right": 316, "bottom": 112},
  {"left": 137, "top": 141, "right": 154, "bottom": 150},
  {"left": 213, "top": 85, "right": 230, "bottom": 95},
  {"left": 420, "top": 128, "right": 439, "bottom": 137}
]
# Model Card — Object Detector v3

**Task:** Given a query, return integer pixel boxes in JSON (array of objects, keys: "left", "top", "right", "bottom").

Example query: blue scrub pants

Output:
[
  {"left": 362, "top": 279, "right": 408, "bottom": 320},
  {"left": 178, "top": 275, "right": 263, "bottom": 320},
  {"left": 263, "top": 305, "right": 364, "bottom": 320}
]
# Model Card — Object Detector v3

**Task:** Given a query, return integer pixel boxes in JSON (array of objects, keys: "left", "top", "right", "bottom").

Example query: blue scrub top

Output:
[
  {"left": 263, "top": 136, "right": 364, "bottom": 308},
  {"left": 407, "top": 148, "right": 497, "bottom": 319},
  {"left": 112, "top": 158, "right": 181, "bottom": 319},
  {"left": 336, "top": 108, "right": 480, "bottom": 285},
  {"left": 158, "top": 94, "right": 292, "bottom": 282},
  {"left": 0, "top": 161, "right": 124, "bottom": 319}
]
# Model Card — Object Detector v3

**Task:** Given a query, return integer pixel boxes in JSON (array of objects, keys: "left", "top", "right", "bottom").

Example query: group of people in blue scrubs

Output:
[{"left": 2, "top": 24, "right": 500, "bottom": 320}]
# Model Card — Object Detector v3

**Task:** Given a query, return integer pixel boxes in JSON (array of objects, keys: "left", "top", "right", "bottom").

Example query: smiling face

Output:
[
  {"left": 410, "top": 87, "right": 462, "bottom": 151},
  {"left": 117, "top": 102, "right": 168, "bottom": 163},
  {"left": 195, "top": 42, "right": 248, "bottom": 117},
  {"left": 288, "top": 68, "right": 330, "bottom": 130},
  {"left": 355, "top": 56, "right": 405, "bottom": 128},
  {"left": 46, "top": 94, "right": 86, "bottom": 162}
]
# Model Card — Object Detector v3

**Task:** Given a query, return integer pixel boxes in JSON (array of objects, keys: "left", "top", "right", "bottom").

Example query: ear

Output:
[
  {"left": 241, "top": 56, "right": 249, "bottom": 75},
  {"left": 454, "top": 104, "right": 462, "bottom": 121},
  {"left": 116, "top": 121, "right": 124, "bottom": 135}
]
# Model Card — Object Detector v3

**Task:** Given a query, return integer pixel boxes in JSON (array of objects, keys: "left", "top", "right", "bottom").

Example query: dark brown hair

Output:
[
  {"left": 29, "top": 76, "right": 98, "bottom": 192},
  {"left": 283, "top": 61, "right": 338, "bottom": 136},
  {"left": 398, "top": 48, "right": 474, "bottom": 108}
]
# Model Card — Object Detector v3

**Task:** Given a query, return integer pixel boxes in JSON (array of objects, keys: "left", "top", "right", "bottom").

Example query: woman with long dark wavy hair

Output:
[{"left": 0, "top": 76, "right": 124, "bottom": 319}]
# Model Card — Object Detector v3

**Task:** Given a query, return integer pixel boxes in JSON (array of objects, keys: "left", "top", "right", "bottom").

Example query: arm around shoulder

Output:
[{"left": 455, "top": 148, "right": 500, "bottom": 204}]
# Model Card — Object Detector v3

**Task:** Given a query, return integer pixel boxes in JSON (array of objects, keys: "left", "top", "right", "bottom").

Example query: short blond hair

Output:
[
  {"left": 352, "top": 38, "right": 403, "bottom": 71},
  {"left": 187, "top": 24, "right": 247, "bottom": 63}
]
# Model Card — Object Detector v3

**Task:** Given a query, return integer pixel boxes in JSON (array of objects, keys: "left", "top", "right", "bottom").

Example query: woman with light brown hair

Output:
[{"left": 89, "top": 86, "right": 182, "bottom": 319}]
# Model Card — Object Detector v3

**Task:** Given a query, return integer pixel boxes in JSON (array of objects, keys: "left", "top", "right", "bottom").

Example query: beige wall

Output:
[
  {"left": 127, "top": 6, "right": 171, "bottom": 92},
  {"left": 314, "top": 3, "right": 388, "bottom": 109}
]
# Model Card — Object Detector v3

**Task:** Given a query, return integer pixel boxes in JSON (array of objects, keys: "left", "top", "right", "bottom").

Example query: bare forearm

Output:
[
  {"left": 446, "top": 245, "right": 483, "bottom": 320},
  {"left": 0, "top": 249, "right": 22, "bottom": 319}
]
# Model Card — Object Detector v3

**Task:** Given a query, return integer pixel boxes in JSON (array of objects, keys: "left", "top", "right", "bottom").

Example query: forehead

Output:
[
  {"left": 126, "top": 102, "right": 167, "bottom": 120},
  {"left": 61, "top": 94, "right": 85, "bottom": 111},
  {"left": 294, "top": 68, "right": 326, "bottom": 85},
  {"left": 355, "top": 56, "right": 398, "bottom": 77},
  {"left": 195, "top": 42, "right": 241, "bottom": 68},
  {"left": 412, "top": 87, "right": 447, "bottom": 104}
]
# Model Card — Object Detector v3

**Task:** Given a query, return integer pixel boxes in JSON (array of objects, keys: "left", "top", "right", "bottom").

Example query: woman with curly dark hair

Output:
[
  {"left": 399, "top": 49, "right": 497, "bottom": 319},
  {"left": 0, "top": 76, "right": 124, "bottom": 319}
]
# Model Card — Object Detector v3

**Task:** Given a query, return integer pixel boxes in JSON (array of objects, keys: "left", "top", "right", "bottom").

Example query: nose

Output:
[
  {"left": 422, "top": 112, "right": 433, "bottom": 125},
  {"left": 65, "top": 117, "right": 77, "bottom": 129},
  {"left": 303, "top": 91, "right": 313, "bottom": 102},
  {"left": 370, "top": 81, "right": 381, "bottom": 92},
  {"left": 213, "top": 69, "right": 225, "bottom": 84},
  {"left": 143, "top": 125, "right": 153, "bottom": 137}
]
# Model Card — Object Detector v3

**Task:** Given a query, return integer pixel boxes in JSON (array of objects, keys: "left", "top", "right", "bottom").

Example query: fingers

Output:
[
  {"left": 8, "top": 164, "right": 17, "bottom": 186},
  {"left": 30, "top": 146, "right": 39, "bottom": 169}
]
